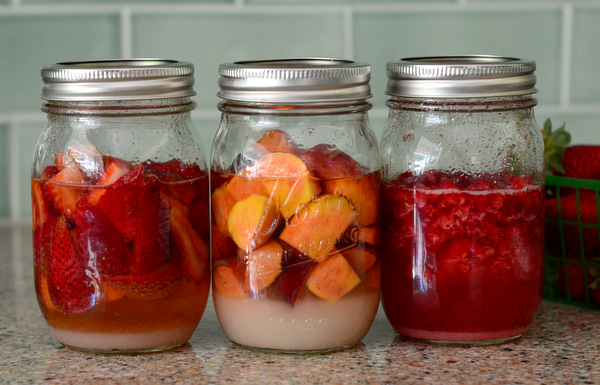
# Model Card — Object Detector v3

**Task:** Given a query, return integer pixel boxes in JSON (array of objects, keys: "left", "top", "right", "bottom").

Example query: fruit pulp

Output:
[
  {"left": 380, "top": 171, "right": 544, "bottom": 344},
  {"left": 211, "top": 142, "right": 381, "bottom": 353},
  {"left": 32, "top": 155, "right": 210, "bottom": 353}
]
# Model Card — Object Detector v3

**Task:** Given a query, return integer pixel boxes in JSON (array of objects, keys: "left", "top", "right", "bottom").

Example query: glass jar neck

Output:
[
  {"left": 386, "top": 95, "right": 537, "bottom": 113},
  {"left": 41, "top": 97, "right": 196, "bottom": 117},
  {"left": 218, "top": 100, "right": 372, "bottom": 116}
]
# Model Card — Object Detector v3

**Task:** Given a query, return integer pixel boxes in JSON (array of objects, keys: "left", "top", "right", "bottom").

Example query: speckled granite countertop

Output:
[{"left": 1, "top": 224, "right": 599, "bottom": 384}]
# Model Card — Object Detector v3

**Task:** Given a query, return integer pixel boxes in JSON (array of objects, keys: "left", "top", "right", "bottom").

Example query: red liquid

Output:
[
  {"left": 380, "top": 171, "right": 544, "bottom": 342},
  {"left": 32, "top": 157, "right": 210, "bottom": 351}
]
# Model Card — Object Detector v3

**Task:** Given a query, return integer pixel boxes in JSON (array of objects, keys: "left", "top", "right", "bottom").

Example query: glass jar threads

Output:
[
  {"left": 380, "top": 56, "right": 545, "bottom": 345},
  {"left": 211, "top": 58, "right": 381, "bottom": 353},
  {"left": 32, "top": 59, "right": 210, "bottom": 353}
]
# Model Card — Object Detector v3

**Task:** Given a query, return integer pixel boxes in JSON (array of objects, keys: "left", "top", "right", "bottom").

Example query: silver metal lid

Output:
[
  {"left": 41, "top": 59, "right": 196, "bottom": 101},
  {"left": 217, "top": 58, "right": 372, "bottom": 103},
  {"left": 386, "top": 55, "right": 537, "bottom": 98}
]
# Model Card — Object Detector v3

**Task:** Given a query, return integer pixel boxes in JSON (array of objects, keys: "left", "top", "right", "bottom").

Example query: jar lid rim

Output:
[
  {"left": 386, "top": 55, "right": 537, "bottom": 98},
  {"left": 41, "top": 59, "right": 196, "bottom": 101},
  {"left": 218, "top": 58, "right": 372, "bottom": 103}
]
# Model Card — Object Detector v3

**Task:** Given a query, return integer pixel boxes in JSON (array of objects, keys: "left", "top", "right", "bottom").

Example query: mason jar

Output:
[
  {"left": 380, "top": 56, "right": 545, "bottom": 345},
  {"left": 211, "top": 58, "right": 381, "bottom": 353},
  {"left": 31, "top": 59, "right": 210, "bottom": 353}
]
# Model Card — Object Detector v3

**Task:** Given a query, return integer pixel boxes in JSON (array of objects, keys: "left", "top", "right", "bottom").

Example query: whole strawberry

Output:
[
  {"left": 562, "top": 145, "right": 600, "bottom": 180},
  {"left": 545, "top": 192, "right": 599, "bottom": 254}
]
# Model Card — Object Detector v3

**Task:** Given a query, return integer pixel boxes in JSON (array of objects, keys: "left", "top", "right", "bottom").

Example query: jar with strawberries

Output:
[
  {"left": 211, "top": 58, "right": 381, "bottom": 353},
  {"left": 32, "top": 59, "right": 210, "bottom": 353},
  {"left": 380, "top": 56, "right": 545, "bottom": 344}
]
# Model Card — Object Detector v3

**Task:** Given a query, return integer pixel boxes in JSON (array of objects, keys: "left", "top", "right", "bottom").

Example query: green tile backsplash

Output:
[
  {"left": 0, "top": 124, "right": 9, "bottom": 219},
  {"left": 1, "top": 0, "right": 599, "bottom": 221}
]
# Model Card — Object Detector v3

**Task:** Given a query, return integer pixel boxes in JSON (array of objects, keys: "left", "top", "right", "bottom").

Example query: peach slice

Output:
[
  {"left": 244, "top": 240, "right": 283, "bottom": 292},
  {"left": 357, "top": 226, "right": 381, "bottom": 247},
  {"left": 342, "top": 245, "right": 378, "bottom": 276},
  {"left": 306, "top": 253, "right": 361, "bottom": 301},
  {"left": 211, "top": 176, "right": 268, "bottom": 236},
  {"left": 213, "top": 262, "right": 246, "bottom": 298},
  {"left": 227, "top": 175, "right": 269, "bottom": 201},
  {"left": 211, "top": 183, "right": 238, "bottom": 236},
  {"left": 279, "top": 194, "right": 357, "bottom": 260},
  {"left": 241, "top": 152, "right": 320, "bottom": 219},
  {"left": 227, "top": 194, "right": 279, "bottom": 252},
  {"left": 252, "top": 130, "right": 299, "bottom": 155},
  {"left": 323, "top": 171, "right": 380, "bottom": 226},
  {"left": 363, "top": 262, "right": 381, "bottom": 290}
]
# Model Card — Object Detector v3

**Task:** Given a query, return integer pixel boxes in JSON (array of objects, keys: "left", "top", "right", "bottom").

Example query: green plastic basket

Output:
[{"left": 544, "top": 175, "right": 600, "bottom": 309}]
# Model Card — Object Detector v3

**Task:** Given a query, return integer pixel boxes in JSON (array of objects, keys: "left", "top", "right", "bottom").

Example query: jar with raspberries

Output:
[
  {"left": 380, "top": 56, "right": 545, "bottom": 345},
  {"left": 32, "top": 60, "right": 210, "bottom": 353},
  {"left": 211, "top": 59, "right": 381, "bottom": 353}
]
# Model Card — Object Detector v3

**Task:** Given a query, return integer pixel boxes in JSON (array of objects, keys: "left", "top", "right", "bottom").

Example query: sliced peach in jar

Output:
[
  {"left": 240, "top": 152, "right": 308, "bottom": 180},
  {"left": 227, "top": 175, "right": 269, "bottom": 201},
  {"left": 270, "top": 171, "right": 321, "bottom": 219},
  {"left": 323, "top": 171, "right": 380, "bottom": 226},
  {"left": 279, "top": 194, "right": 357, "bottom": 260},
  {"left": 341, "top": 245, "right": 378, "bottom": 276},
  {"left": 240, "top": 152, "right": 320, "bottom": 220},
  {"left": 252, "top": 129, "right": 299, "bottom": 155},
  {"left": 244, "top": 240, "right": 283, "bottom": 293},
  {"left": 213, "top": 261, "right": 246, "bottom": 298},
  {"left": 227, "top": 194, "right": 279, "bottom": 252},
  {"left": 211, "top": 183, "right": 238, "bottom": 236},
  {"left": 306, "top": 253, "right": 361, "bottom": 302},
  {"left": 357, "top": 225, "right": 381, "bottom": 247}
]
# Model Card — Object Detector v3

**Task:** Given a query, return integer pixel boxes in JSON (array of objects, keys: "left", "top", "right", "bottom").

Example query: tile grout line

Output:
[
  {"left": 560, "top": 3, "right": 573, "bottom": 108},
  {"left": 120, "top": 7, "right": 133, "bottom": 58}
]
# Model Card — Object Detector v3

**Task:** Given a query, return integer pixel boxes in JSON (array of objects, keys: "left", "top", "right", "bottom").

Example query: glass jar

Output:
[
  {"left": 380, "top": 56, "right": 545, "bottom": 345},
  {"left": 32, "top": 59, "right": 210, "bottom": 353},
  {"left": 211, "top": 58, "right": 381, "bottom": 353}
]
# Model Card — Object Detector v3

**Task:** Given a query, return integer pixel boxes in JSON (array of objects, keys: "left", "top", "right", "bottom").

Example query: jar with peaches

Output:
[
  {"left": 380, "top": 56, "right": 545, "bottom": 345},
  {"left": 32, "top": 60, "right": 210, "bottom": 353},
  {"left": 211, "top": 58, "right": 381, "bottom": 353}
]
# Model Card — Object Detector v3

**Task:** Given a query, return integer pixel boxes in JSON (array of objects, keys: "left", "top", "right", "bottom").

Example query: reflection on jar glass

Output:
[
  {"left": 32, "top": 59, "right": 210, "bottom": 353},
  {"left": 380, "top": 56, "right": 545, "bottom": 345},
  {"left": 211, "top": 58, "right": 381, "bottom": 354}
]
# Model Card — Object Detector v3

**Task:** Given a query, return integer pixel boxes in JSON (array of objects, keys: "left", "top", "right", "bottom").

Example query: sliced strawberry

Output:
[
  {"left": 107, "top": 264, "right": 180, "bottom": 300},
  {"left": 71, "top": 200, "right": 131, "bottom": 277},
  {"left": 45, "top": 167, "right": 87, "bottom": 218},
  {"left": 55, "top": 150, "right": 75, "bottom": 172},
  {"left": 88, "top": 157, "right": 131, "bottom": 206},
  {"left": 47, "top": 215, "right": 98, "bottom": 314},
  {"left": 33, "top": 214, "right": 57, "bottom": 272},
  {"left": 96, "top": 165, "right": 169, "bottom": 273},
  {"left": 68, "top": 144, "right": 104, "bottom": 184},
  {"left": 146, "top": 159, "right": 206, "bottom": 205},
  {"left": 169, "top": 203, "right": 209, "bottom": 283},
  {"left": 31, "top": 179, "right": 56, "bottom": 231}
]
